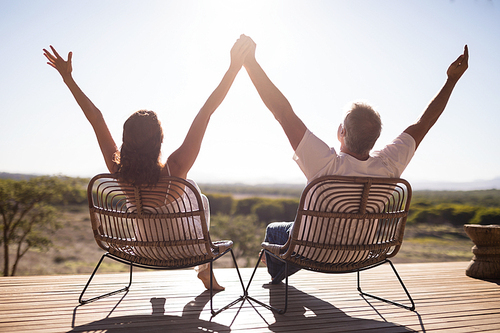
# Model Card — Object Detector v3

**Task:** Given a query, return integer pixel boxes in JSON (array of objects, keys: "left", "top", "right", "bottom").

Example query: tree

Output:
[{"left": 0, "top": 177, "right": 65, "bottom": 276}]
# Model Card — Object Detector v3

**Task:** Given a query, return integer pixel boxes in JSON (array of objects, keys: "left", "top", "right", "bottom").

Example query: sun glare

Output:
[{"left": 190, "top": 0, "right": 288, "bottom": 46}]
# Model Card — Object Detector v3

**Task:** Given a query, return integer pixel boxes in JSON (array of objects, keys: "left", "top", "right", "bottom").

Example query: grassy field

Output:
[{"left": 4, "top": 204, "right": 475, "bottom": 277}]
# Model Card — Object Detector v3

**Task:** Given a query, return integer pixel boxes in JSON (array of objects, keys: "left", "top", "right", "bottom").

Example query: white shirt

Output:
[
  {"left": 292, "top": 130, "right": 416, "bottom": 263},
  {"left": 293, "top": 129, "right": 416, "bottom": 182}
]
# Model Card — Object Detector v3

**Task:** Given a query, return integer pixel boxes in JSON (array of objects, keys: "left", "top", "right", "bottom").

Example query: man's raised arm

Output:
[
  {"left": 243, "top": 36, "right": 307, "bottom": 151},
  {"left": 404, "top": 45, "right": 469, "bottom": 149}
]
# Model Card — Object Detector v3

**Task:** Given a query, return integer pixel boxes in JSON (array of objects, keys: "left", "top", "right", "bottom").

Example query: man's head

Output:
[{"left": 338, "top": 103, "right": 382, "bottom": 158}]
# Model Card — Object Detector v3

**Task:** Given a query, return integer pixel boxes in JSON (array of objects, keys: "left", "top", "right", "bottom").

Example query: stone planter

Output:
[{"left": 463, "top": 224, "right": 500, "bottom": 279}]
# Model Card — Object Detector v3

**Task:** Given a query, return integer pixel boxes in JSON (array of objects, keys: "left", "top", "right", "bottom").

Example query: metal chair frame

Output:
[
  {"left": 245, "top": 176, "right": 416, "bottom": 314},
  {"left": 80, "top": 174, "right": 245, "bottom": 316}
]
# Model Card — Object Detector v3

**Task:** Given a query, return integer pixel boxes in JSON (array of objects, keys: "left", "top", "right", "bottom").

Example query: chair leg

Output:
[
  {"left": 245, "top": 249, "right": 288, "bottom": 314},
  {"left": 230, "top": 248, "right": 247, "bottom": 296},
  {"left": 244, "top": 249, "right": 264, "bottom": 296},
  {"left": 79, "top": 253, "right": 133, "bottom": 305},
  {"left": 357, "top": 259, "right": 415, "bottom": 311},
  {"left": 210, "top": 248, "right": 246, "bottom": 317}
]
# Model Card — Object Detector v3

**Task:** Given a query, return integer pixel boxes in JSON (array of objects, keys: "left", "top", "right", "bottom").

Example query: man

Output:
[{"left": 242, "top": 35, "right": 469, "bottom": 284}]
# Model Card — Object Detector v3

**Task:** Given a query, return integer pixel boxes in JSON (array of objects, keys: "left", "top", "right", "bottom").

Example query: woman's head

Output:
[{"left": 115, "top": 110, "right": 164, "bottom": 186}]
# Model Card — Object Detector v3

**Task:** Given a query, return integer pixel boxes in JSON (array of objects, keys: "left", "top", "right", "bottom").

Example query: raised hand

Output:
[
  {"left": 43, "top": 46, "right": 73, "bottom": 80},
  {"left": 447, "top": 45, "right": 469, "bottom": 82},
  {"left": 404, "top": 45, "right": 470, "bottom": 149},
  {"left": 42, "top": 45, "right": 119, "bottom": 172}
]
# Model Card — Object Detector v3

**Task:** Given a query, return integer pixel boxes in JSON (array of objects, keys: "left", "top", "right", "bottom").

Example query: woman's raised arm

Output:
[
  {"left": 44, "top": 46, "right": 118, "bottom": 173},
  {"left": 167, "top": 35, "right": 251, "bottom": 178}
]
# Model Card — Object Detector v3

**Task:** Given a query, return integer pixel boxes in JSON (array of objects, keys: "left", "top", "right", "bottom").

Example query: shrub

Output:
[
  {"left": 408, "top": 203, "right": 478, "bottom": 226},
  {"left": 253, "top": 200, "right": 285, "bottom": 223},
  {"left": 442, "top": 204, "right": 477, "bottom": 225},
  {"left": 234, "top": 197, "right": 265, "bottom": 215},
  {"left": 206, "top": 193, "right": 234, "bottom": 215},
  {"left": 470, "top": 207, "right": 500, "bottom": 225},
  {"left": 281, "top": 199, "right": 299, "bottom": 221}
]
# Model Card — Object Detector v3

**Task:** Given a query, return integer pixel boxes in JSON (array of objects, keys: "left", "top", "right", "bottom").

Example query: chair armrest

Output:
[
  {"left": 261, "top": 242, "right": 285, "bottom": 256},
  {"left": 212, "top": 240, "right": 233, "bottom": 254}
]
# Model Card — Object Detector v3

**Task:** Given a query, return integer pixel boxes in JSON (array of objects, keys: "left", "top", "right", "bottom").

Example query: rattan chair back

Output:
[
  {"left": 88, "top": 174, "right": 222, "bottom": 269},
  {"left": 281, "top": 176, "right": 412, "bottom": 273}
]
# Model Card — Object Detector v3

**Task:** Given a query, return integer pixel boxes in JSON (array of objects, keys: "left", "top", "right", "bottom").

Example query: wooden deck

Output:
[{"left": 1, "top": 261, "right": 499, "bottom": 332}]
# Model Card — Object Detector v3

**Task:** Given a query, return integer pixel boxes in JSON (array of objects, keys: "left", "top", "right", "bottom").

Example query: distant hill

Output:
[
  {"left": 0, "top": 172, "right": 89, "bottom": 182},
  {"left": 0, "top": 172, "right": 40, "bottom": 180},
  {"left": 412, "top": 177, "right": 500, "bottom": 191}
]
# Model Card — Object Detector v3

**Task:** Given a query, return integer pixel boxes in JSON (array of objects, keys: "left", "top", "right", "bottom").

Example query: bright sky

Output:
[{"left": 1, "top": 0, "right": 499, "bottom": 186}]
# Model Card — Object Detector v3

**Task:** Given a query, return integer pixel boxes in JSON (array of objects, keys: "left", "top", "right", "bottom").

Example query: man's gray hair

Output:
[{"left": 343, "top": 103, "right": 382, "bottom": 156}]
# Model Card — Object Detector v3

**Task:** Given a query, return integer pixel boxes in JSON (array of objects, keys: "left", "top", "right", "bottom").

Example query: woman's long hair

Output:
[{"left": 115, "top": 110, "right": 164, "bottom": 186}]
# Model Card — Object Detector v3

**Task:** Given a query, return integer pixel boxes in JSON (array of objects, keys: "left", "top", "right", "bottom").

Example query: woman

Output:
[{"left": 43, "top": 35, "right": 251, "bottom": 291}]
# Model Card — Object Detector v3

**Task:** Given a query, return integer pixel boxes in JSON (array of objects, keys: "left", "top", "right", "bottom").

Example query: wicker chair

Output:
[
  {"left": 246, "top": 176, "right": 415, "bottom": 313},
  {"left": 79, "top": 174, "right": 245, "bottom": 316}
]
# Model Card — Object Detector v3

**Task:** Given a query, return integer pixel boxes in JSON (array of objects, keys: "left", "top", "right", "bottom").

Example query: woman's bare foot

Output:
[{"left": 197, "top": 269, "right": 225, "bottom": 291}]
